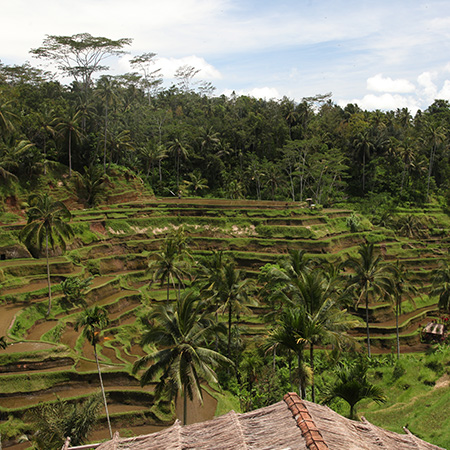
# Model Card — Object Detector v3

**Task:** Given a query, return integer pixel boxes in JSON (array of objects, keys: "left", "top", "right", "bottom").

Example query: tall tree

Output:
[
  {"left": 55, "top": 109, "right": 83, "bottom": 176},
  {"left": 390, "top": 262, "right": 417, "bottom": 359},
  {"left": 75, "top": 305, "right": 112, "bottom": 438},
  {"left": 95, "top": 75, "right": 119, "bottom": 173},
  {"left": 30, "top": 33, "right": 131, "bottom": 106},
  {"left": 132, "top": 291, "right": 230, "bottom": 425},
  {"left": 211, "top": 261, "right": 255, "bottom": 359},
  {"left": 20, "top": 194, "right": 73, "bottom": 316},
  {"left": 431, "top": 259, "right": 450, "bottom": 313},
  {"left": 424, "top": 123, "right": 446, "bottom": 202},
  {"left": 344, "top": 243, "right": 394, "bottom": 357},
  {"left": 147, "top": 237, "right": 190, "bottom": 303},
  {"left": 265, "top": 308, "right": 309, "bottom": 398},
  {"left": 294, "top": 270, "right": 357, "bottom": 402}
]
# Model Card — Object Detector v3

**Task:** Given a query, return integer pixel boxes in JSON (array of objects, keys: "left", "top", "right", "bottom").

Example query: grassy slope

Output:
[
  {"left": 360, "top": 348, "right": 450, "bottom": 449},
  {"left": 0, "top": 184, "right": 449, "bottom": 446}
]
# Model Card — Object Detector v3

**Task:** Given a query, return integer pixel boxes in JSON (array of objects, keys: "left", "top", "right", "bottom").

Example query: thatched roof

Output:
[{"left": 66, "top": 392, "right": 444, "bottom": 450}]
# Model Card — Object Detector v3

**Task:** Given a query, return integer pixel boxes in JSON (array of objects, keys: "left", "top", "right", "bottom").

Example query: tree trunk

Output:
[
  {"left": 365, "top": 292, "right": 371, "bottom": 358},
  {"left": 45, "top": 231, "right": 52, "bottom": 317},
  {"left": 310, "top": 343, "right": 315, "bottom": 403},
  {"left": 94, "top": 344, "right": 113, "bottom": 439},
  {"left": 103, "top": 105, "right": 108, "bottom": 174},
  {"left": 289, "top": 350, "right": 293, "bottom": 391},
  {"left": 227, "top": 303, "right": 232, "bottom": 359},
  {"left": 426, "top": 144, "right": 436, "bottom": 202},
  {"left": 183, "top": 384, "right": 188, "bottom": 425},
  {"left": 68, "top": 128, "right": 72, "bottom": 177},
  {"left": 396, "top": 299, "right": 400, "bottom": 360},
  {"left": 350, "top": 403, "right": 355, "bottom": 420}
]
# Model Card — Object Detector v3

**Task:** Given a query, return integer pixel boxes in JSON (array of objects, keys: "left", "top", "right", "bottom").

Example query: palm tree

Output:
[
  {"left": 424, "top": 123, "right": 446, "bottom": 202},
  {"left": 431, "top": 259, "right": 450, "bottom": 313},
  {"left": 55, "top": 109, "right": 83, "bottom": 177},
  {"left": 344, "top": 243, "right": 394, "bottom": 357},
  {"left": 183, "top": 169, "right": 209, "bottom": 195},
  {"left": 294, "top": 270, "right": 358, "bottom": 402},
  {"left": 139, "top": 143, "right": 167, "bottom": 182},
  {"left": 95, "top": 75, "right": 119, "bottom": 173},
  {"left": 352, "top": 128, "right": 375, "bottom": 193},
  {"left": 0, "top": 98, "right": 18, "bottom": 138},
  {"left": 168, "top": 137, "right": 191, "bottom": 193},
  {"left": 147, "top": 237, "right": 190, "bottom": 303},
  {"left": 265, "top": 308, "right": 310, "bottom": 398},
  {"left": 75, "top": 305, "right": 112, "bottom": 438},
  {"left": 322, "top": 360, "right": 386, "bottom": 419},
  {"left": 32, "top": 395, "right": 102, "bottom": 449},
  {"left": 212, "top": 261, "right": 255, "bottom": 359},
  {"left": 32, "top": 107, "right": 56, "bottom": 176},
  {"left": 20, "top": 194, "right": 73, "bottom": 316},
  {"left": 132, "top": 291, "right": 231, "bottom": 425},
  {"left": 69, "top": 165, "right": 106, "bottom": 208},
  {"left": 390, "top": 262, "right": 417, "bottom": 359}
]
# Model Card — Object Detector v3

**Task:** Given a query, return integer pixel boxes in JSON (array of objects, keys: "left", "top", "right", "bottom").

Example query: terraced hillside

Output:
[{"left": 0, "top": 197, "right": 448, "bottom": 446}]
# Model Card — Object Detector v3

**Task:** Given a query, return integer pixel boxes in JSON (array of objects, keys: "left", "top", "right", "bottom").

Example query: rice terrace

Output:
[
  {"left": 0, "top": 190, "right": 448, "bottom": 448},
  {"left": 0, "top": 31, "right": 449, "bottom": 448}
]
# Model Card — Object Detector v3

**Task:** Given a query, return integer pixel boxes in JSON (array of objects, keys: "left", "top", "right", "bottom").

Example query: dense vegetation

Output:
[
  {"left": 1, "top": 34, "right": 449, "bottom": 208},
  {"left": 0, "top": 34, "right": 449, "bottom": 449}
]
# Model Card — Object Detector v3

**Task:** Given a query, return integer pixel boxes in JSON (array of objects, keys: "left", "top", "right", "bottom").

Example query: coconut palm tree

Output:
[
  {"left": 352, "top": 128, "right": 375, "bottom": 193},
  {"left": 344, "top": 243, "right": 394, "bottom": 357},
  {"left": 265, "top": 308, "right": 310, "bottom": 399},
  {"left": 424, "top": 123, "right": 446, "bottom": 202},
  {"left": 95, "top": 75, "right": 119, "bottom": 173},
  {"left": 55, "top": 109, "right": 83, "bottom": 177},
  {"left": 168, "top": 137, "right": 191, "bottom": 194},
  {"left": 212, "top": 261, "right": 255, "bottom": 359},
  {"left": 431, "top": 259, "right": 450, "bottom": 313},
  {"left": 32, "top": 395, "right": 102, "bottom": 449},
  {"left": 322, "top": 360, "right": 386, "bottom": 419},
  {"left": 132, "top": 291, "right": 231, "bottom": 425},
  {"left": 294, "top": 270, "right": 358, "bottom": 402},
  {"left": 147, "top": 237, "right": 191, "bottom": 303},
  {"left": 20, "top": 193, "right": 73, "bottom": 316},
  {"left": 75, "top": 305, "right": 112, "bottom": 438},
  {"left": 390, "top": 262, "right": 417, "bottom": 359}
]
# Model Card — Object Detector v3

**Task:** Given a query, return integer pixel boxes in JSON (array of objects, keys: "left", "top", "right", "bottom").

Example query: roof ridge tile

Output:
[{"left": 283, "top": 392, "right": 329, "bottom": 450}]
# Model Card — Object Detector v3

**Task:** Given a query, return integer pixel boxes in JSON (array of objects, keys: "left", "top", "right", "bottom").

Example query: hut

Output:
[
  {"left": 422, "top": 322, "right": 445, "bottom": 342},
  {"left": 64, "top": 392, "right": 444, "bottom": 449}
]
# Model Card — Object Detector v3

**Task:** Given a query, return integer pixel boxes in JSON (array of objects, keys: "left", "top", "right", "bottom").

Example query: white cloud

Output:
[
  {"left": 417, "top": 71, "right": 438, "bottom": 102},
  {"left": 338, "top": 93, "right": 420, "bottom": 114},
  {"left": 367, "top": 74, "right": 415, "bottom": 93},
  {"left": 437, "top": 80, "right": 450, "bottom": 100}
]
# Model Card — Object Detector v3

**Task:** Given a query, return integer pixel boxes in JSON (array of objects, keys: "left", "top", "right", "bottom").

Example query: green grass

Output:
[{"left": 359, "top": 348, "right": 450, "bottom": 449}]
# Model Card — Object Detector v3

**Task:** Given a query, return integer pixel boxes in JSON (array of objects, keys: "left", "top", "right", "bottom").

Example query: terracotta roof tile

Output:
[{"left": 284, "top": 392, "right": 329, "bottom": 450}]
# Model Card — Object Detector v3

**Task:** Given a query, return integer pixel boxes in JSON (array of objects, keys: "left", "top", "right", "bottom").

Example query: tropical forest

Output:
[{"left": 0, "top": 34, "right": 449, "bottom": 449}]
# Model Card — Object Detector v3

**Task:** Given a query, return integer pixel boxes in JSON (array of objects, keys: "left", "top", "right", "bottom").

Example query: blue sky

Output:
[{"left": 2, "top": 0, "right": 450, "bottom": 112}]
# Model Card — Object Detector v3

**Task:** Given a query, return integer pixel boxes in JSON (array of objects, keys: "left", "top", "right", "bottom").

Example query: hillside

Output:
[{"left": 0, "top": 188, "right": 448, "bottom": 448}]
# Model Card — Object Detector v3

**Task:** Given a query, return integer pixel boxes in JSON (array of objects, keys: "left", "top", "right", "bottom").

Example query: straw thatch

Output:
[{"left": 67, "top": 393, "right": 444, "bottom": 450}]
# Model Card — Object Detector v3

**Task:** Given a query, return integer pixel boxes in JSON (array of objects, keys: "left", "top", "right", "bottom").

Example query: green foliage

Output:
[
  {"left": 31, "top": 395, "right": 102, "bottom": 449},
  {"left": 60, "top": 275, "right": 93, "bottom": 310},
  {"left": 346, "top": 212, "right": 361, "bottom": 232}
]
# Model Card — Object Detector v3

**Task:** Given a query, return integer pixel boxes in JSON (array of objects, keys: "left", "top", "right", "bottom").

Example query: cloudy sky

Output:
[{"left": 2, "top": 0, "right": 450, "bottom": 112}]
